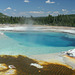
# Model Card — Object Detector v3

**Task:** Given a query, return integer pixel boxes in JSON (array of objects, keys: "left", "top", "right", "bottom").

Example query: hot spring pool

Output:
[{"left": 0, "top": 31, "right": 75, "bottom": 55}]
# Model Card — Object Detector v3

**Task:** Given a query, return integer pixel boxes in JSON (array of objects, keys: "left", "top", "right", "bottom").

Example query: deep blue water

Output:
[{"left": 4, "top": 32, "right": 75, "bottom": 47}]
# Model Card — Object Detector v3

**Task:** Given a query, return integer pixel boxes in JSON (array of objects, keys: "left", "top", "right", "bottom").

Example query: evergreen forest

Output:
[{"left": 0, "top": 12, "right": 75, "bottom": 27}]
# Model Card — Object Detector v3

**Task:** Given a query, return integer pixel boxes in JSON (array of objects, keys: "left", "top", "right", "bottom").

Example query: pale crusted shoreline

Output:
[{"left": 0, "top": 24, "right": 75, "bottom": 34}]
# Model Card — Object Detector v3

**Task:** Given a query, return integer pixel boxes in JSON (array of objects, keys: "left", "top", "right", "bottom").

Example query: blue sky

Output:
[{"left": 0, "top": 0, "right": 75, "bottom": 17}]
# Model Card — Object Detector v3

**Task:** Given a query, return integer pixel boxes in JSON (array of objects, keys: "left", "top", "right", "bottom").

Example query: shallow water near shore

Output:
[{"left": 0, "top": 31, "right": 73, "bottom": 55}]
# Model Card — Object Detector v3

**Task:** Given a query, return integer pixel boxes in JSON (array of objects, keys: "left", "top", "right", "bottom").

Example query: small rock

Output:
[
  {"left": 30, "top": 63, "right": 43, "bottom": 68},
  {"left": 8, "top": 65, "right": 16, "bottom": 69}
]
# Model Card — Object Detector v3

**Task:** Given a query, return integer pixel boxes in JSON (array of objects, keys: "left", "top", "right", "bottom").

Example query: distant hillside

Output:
[{"left": 0, "top": 13, "right": 8, "bottom": 17}]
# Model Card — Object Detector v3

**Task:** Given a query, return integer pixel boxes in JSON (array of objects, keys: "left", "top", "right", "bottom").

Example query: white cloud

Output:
[
  {"left": 7, "top": 7, "right": 11, "bottom": 10},
  {"left": 11, "top": 11, "right": 57, "bottom": 17},
  {"left": 4, "top": 7, "right": 11, "bottom": 11},
  {"left": 24, "top": 0, "right": 30, "bottom": 3},
  {"left": 62, "top": 9, "right": 66, "bottom": 12},
  {"left": 16, "top": 12, "right": 30, "bottom": 17},
  {"left": 29, "top": 11, "right": 44, "bottom": 14},
  {"left": 64, "top": 11, "right": 69, "bottom": 14},
  {"left": 46, "top": 0, "right": 55, "bottom": 4},
  {"left": 47, "top": 11, "right": 52, "bottom": 13},
  {"left": 62, "top": 9, "right": 69, "bottom": 14},
  {"left": 16, "top": 11, "right": 51, "bottom": 17},
  {"left": 53, "top": 11, "right": 59, "bottom": 14}
]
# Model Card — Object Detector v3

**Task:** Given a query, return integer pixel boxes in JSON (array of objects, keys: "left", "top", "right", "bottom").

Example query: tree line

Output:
[
  {"left": 32, "top": 14, "right": 75, "bottom": 27},
  {"left": 0, "top": 12, "right": 75, "bottom": 27}
]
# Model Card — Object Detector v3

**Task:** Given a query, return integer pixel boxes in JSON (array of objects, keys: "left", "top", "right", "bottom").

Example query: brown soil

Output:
[{"left": 0, "top": 55, "right": 74, "bottom": 75}]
